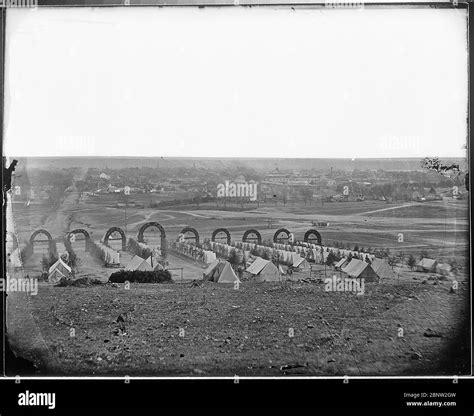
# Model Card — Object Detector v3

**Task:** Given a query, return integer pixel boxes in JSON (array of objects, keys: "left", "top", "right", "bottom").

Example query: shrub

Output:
[
  {"left": 108, "top": 269, "right": 172, "bottom": 284},
  {"left": 89, "top": 240, "right": 106, "bottom": 264},
  {"left": 56, "top": 276, "right": 103, "bottom": 287},
  {"left": 48, "top": 240, "right": 58, "bottom": 258},
  {"left": 408, "top": 254, "right": 416, "bottom": 270},
  {"left": 42, "top": 252, "right": 58, "bottom": 271},
  {"left": 63, "top": 236, "right": 78, "bottom": 269},
  {"left": 326, "top": 251, "right": 337, "bottom": 266},
  {"left": 127, "top": 238, "right": 152, "bottom": 259}
]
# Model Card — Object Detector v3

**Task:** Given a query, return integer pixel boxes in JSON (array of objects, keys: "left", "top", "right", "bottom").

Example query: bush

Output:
[
  {"left": 108, "top": 269, "right": 172, "bottom": 284},
  {"left": 56, "top": 277, "right": 103, "bottom": 287},
  {"left": 326, "top": 251, "right": 337, "bottom": 266}
]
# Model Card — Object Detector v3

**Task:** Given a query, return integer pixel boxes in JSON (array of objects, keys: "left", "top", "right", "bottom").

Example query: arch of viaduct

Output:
[{"left": 30, "top": 225, "right": 322, "bottom": 252}]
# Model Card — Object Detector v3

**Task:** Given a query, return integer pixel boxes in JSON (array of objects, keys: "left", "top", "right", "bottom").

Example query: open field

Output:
[
  {"left": 13, "top": 195, "right": 470, "bottom": 278},
  {"left": 8, "top": 187, "right": 470, "bottom": 376},
  {"left": 26, "top": 279, "right": 469, "bottom": 376}
]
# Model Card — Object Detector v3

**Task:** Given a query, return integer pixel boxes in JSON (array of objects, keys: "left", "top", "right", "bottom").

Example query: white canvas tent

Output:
[
  {"left": 293, "top": 256, "right": 309, "bottom": 271},
  {"left": 415, "top": 258, "right": 437, "bottom": 273},
  {"left": 48, "top": 257, "right": 72, "bottom": 283},
  {"left": 203, "top": 260, "right": 240, "bottom": 284},
  {"left": 246, "top": 257, "right": 280, "bottom": 282},
  {"left": 371, "top": 258, "right": 396, "bottom": 280},
  {"left": 217, "top": 262, "right": 240, "bottom": 284},
  {"left": 125, "top": 255, "right": 153, "bottom": 271},
  {"left": 435, "top": 263, "right": 453, "bottom": 278},
  {"left": 290, "top": 252, "right": 302, "bottom": 265},
  {"left": 203, "top": 250, "right": 217, "bottom": 264},
  {"left": 342, "top": 259, "right": 379, "bottom": 282},
  {"left": 145, "top": 256, "right": 164, "bottom": 271},
  {"left": 335, "top": 257, "right": 348, "bottom": 270},
  {"left": 203, "top": 259, "right": 219, "bottom": 277}
]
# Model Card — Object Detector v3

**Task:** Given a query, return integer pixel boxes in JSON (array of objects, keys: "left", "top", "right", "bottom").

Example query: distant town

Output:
[{"left": 12, "top": 162, "right": 467, "bottom": 209}]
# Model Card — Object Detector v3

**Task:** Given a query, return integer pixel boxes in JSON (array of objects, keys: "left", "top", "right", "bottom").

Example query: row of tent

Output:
[
  {"left": 232, "top": 241, "right": 454, "bottom": 278},
  {"left": 210, "top": 241, "right": 312, "bottom": 265},
  {"left": 338, "top": 258, "right": 394, "bottom": 282},
  {"left": 337, "top": 257, "right": 455, "bottom": 281},
  {"left": 137, "top": 241, "right": 165, "bottom": 258},
  {"left": 94, "top": 241, "right": 121, "bottom": 265},
  {"left": 48, "top": 253, "right": 163, "bottom": 283},
  {"left": 415, "top": 258, "right": 453, "bottom": 277},
  {"left": 207, "top": 241, "right": 236, "bottom": 259},
  {"left": 172, "top": 241, "right": 217, "bottom": 264},
  {"left": 210, "top": 240, "right": 374, "bottom": 270},
  {"left": 203, "top": 256, "right": 389, "bottom": 285},
  {"left": 203, "top": 256, "right": 283, "bottom": 283},
  {"left": 208, "top": 240, "right": 309, "bottom": 268},
  {"left": 229, "top": 241, "right": 375, "bottom": 264},
  {"left": 335, "top": 257, "right": 396, "bottom": 281}
]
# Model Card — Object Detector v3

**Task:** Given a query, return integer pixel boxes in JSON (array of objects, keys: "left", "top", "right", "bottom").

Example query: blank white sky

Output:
[{"left": 4, "top": 6, "right": 468, "bottom": 158}]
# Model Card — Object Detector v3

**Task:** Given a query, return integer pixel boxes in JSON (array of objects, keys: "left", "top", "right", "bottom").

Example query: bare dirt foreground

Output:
[{"left": 29, "top": 279, "right": 469, "bottom": 376}]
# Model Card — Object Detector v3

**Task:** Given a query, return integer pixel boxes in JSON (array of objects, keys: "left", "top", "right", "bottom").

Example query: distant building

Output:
[
  {"left": 287, "top": 178, "right": 310, "bottom": 186},
  {"left": 265, "top": 168, "right": 290, "bottom": 184}
]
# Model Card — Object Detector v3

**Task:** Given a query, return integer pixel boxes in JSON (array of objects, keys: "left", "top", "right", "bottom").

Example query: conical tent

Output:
[
  {"left": 216, "top": 262, "right": 240, "bottom": 284},
  {"left": 202, "top": 260, "right": 238, "bottom": 283},
  {"left": 208, "top": 262, "right": 225, "bottom": 282},
  {"left": 145, "top": 255, "right": 162, "bottom": 270},
  {"left": 48, "top": 257, "right": 71, "bottom": 275},
  {"left": 125, "top": 255, "right": 144, "bottom": 271},
  {"left": 48, "top": 258, "right": 72, "bottom": 283},
  {"left": 125, "top": 255, "right": 153, "bottom": 271}
]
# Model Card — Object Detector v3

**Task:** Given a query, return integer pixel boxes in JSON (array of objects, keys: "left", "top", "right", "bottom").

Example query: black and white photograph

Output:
[{"left": 1, "top": 0, "right": 473, "bottom": 410}]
